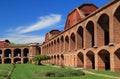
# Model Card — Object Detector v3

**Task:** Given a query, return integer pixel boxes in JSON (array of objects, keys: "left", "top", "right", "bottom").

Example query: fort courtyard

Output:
[{"left": 0, "top": 0, "right": 120, "bottom": 78}]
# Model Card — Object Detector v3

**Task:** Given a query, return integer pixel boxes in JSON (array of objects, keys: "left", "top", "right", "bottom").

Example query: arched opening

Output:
[
  {"left": 0, "top": 50, "right": 2, "bottom": 64},
  {"left": 57, "top": 55, "right": 60, "bottom": 65},
  {"left": 54, "top": 40, "right": 56, "bottom": 53},
  {"left": 77, "top": 26, "right": 84, "bottom": 49},
  {"left": 51, "top": 42, "right": 53, "bottom": 54},
  {"left": 4, "top": 49, "right": 12, "bottom": 58},
  {"left": 114, "top": 6, "right": 120, "bottom": 43},
  {"left": 54, "top": 55, "right": 56, "bottom": 64},
  {"left": 61, "top": 54, "right": 64, "bottom": 66},
  {"left": 97, "top": 14, "right": 109, "bottom": 46},
  {"left": 86, "top": 51, "right": 95, "bottom": 69},
  {"left": 86, "top": 21, "right": 94, "bottom": 48},
  {"left": 14, "top": 58, "right": 21, "bottom": 64},
  {"left": 4, "top": 58, "right": 11, "bottom": 63},
  {"left": 98, "top": 49, "right": 110, "bottom": 70},
  {"left": 60, "top": 36, "right": 64, "bottom": 52},
  {"left": 65, "top": 36, "right": 69, "bottom": 51},
  {"left": 23, "top": 48, "right": 29, "bottom": 57},
  {"left": 57, "top": 38, "right": 60, "bottom": 52},
  {"left": 77, "top": 52, "right": 84, "bottom": 67},
  {"left": 114, "top": 48, "right": 120, "bottom": 72},
  {"left": 23, "top": 58, "right": 29, "bottom": 63},
  {"left": 0, "top": 50, "right": 2, "bottom": 58},
  {"left": 14, "top": 49, "right": 21, "bottom": 57},
  {"left": 70, "top": 33, "right": 76, "bottom": 51}
]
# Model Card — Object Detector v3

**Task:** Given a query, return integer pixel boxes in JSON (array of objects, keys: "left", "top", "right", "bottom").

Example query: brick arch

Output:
[
  {"left": 70, "top": 32, "right": 76, "bottom": 51},
  {"left": 65, "top": 35, "right": 69, "bottom": 51},
  {"left": 51, "top": 41, "right": 53, "bottom": 54},
  {"left": 4, "top": 58, "right": 11, "bottom": 64},
  {"left": 54, "top": 40, "right": 57, "bottom": 53},
  {"left": 14, "top": 48, "right": 21, "bottom": 57},
  {"left": 114, "top": 48, "right": 120, "bottom": 72},
  {"left": 57, "top": 38, "right": 60, "bottom": 52},
  {"left": 54, "top": 55, "right": 56, "bottom": 64},
  {"left": 98, "top": 49, "right": 110, "bottom": 70},
  {"left": 113, "top": 5, "right": 120, "bottom": 44},
  {"left": 86, "top": 21, "right": 95, "bottom": 48},
  {"left": 23, "top": 58, "right": 29, "bottom": 63},
  {"left": 4, "top": 49, "right": 12, "bottom": 58},
  {"left": 0, "top": 49, "right": 2, "bottom": 58},
  {"left": 77, "top": 52, "right": 84, "bottom": 67},
  {"left": 57, "top": 55, "right": 60, "bottom": 65},
  {"left": 60, "top": 54, "right": 64, "bottom": 66},
  {"left": 14, "top": 58, "right": 21, "bottom": 64},
  {"left": 60, "top": 35, "right": 64, "bottom": 52},
  {"left": 97, "top": 13, "right": 110, "bottom": 46},
  {"left": 86, "top": 51, "right": 95, "bottom": 69},
  {"left": 77, "top": 26, "right": 84, "bottom": 49},
  {"left": 23, "top": 48, "right": 29, "bottom": 57}
]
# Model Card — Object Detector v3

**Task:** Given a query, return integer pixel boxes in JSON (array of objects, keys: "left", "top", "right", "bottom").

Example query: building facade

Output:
[
  {"left": 0, "top": 41, "right": 41, "bottom": 64},
  {"left": 41, "top": 0, "right": 120, "bottom": 72}
]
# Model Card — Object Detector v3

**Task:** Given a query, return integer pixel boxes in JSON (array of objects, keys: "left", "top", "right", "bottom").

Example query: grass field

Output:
[
  {"left": 10, "top": 64, "right": 114, "bottom": 79},
  {"left": 0, "top": 64, "right": 12, "bottom": 79}
]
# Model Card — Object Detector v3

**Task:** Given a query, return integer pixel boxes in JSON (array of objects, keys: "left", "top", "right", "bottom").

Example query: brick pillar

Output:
[
  {"left": 11, "top": 58, "right": 14, "bottom": 64},
  {"left": 110, "top": 52, "right": 114, "bottom": 72},
  {"left": 94, "top": 21, "right": 98, "bottom": 47},
  {"left": 95, "top": 53, "right": 98, "bottom": 70},
  {"left": 109, "top": 15, "right": 114, "bottom": 44}
]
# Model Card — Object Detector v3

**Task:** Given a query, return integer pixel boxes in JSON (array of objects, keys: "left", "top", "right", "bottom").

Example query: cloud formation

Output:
[
  {"left": 2, "top": 14, "right": 62, "bottom": 44},
  {"left": 19, "top": 14, "right": 61, "bottom": 34}
]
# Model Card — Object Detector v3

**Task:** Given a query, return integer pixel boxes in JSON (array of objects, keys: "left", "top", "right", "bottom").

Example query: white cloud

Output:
[
  {"left": 0, "top": 34, "right": 44, "bottom": 44},
  {"left": 2, "top": 14, "right": 62, "bottom": 44},
  {"left": 19, "top": 14, "right": 61, "bottom": 34}
]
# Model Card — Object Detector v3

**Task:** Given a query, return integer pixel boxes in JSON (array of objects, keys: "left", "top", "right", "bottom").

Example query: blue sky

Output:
[{"left": 0, "top": 0, "right": 110, "bottom": 44}]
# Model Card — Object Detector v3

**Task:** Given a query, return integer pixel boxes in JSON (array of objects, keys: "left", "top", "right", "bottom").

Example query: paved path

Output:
[{"left": 73, "top": 68, "right": 120, "bottom": 79}]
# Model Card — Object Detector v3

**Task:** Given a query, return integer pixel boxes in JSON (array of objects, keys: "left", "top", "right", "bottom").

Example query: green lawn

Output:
[
  {"left": 0, "top": 64, "right": 12, "bottom": 79},
  {"left": 10, "top": 64, "right": 113, "bottom": 79}
]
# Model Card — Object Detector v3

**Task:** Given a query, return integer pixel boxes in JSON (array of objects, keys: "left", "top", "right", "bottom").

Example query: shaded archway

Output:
[
  {"left": 86, "top": 21, "right": 94, "bottom": 48},
  {"left": 60, "top": 36, "right": 64, "bottom": 52},
  {"left": 97, "top": 14, "right": 109, "bottom": 46},
  {"left": 23, "top": 58, "right": 29, "bottom": 63},
  {"left": 14, "top": 49, "right": 21, "bottom": 57},
  {"left": 54, "top": 40, "right": 56, "bottom": 53},
  {"left": 61, "top": 54, "right": 64, "bottom": 66},
  {"left": 0, "top": 50, "right": 2, "bottom": 58},
  {"left": 57, "top": 38, "right": 60, "bottom": 52},
  {"left": 54, "top": 55, "right": 56, "bottom": 64},
  {"left": 65, "top": 36, "right": 69, "bottom": 51},
  {"left": 0, "top": 50, "right": 2, "bottom": 64},
  {"left": 70, "top": 33, "right": 76, "bottom": 51},
  {"left": 57, "top": 55, "right": 60, "bottom": 65},
  {"left": 4, "top": 49, "right": 12, "bottom": 58},
  {"left": 114, "top": 48, "right": 120, "bottom": 72},
  {"left": 23, "top": 48, "right": 29, "bottom": 57},
  {"left": 14, "top": 58, "right": 21, "bottom": 64},
  {"left": 86, "top": 51, "right": 95, "bottom": 69},
  {"left": 4, "top": 58, "right": 11, "bottom": 63},
  {"left": 77, "top": 26, "right": 84, "bottom": 49},
  {"left": 114, "top": 6, "right": 120, "bottom": 43},
  {"left": 77, "top": 52, "right": 84, "bottom": 67},
  {"left": 98, "top": 49, "right": 110, "bottom": 70}
]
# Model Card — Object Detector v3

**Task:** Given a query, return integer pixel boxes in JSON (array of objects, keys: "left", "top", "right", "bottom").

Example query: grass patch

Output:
[
  {"left": 10, "top": 64, "right": 115, "bottom": 79},
  {"left": 0, "top": 64, "right": 12, "bottom": 79}
]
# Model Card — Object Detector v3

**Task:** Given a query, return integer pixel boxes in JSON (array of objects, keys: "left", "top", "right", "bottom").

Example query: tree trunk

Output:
[{"left": 38, "top": 60, "right": 42, "bottom": 65}]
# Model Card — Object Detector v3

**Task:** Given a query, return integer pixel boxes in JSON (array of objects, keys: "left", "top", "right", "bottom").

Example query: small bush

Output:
[{"left": 45, "top": 71, "right": 55, "bottom": 77}]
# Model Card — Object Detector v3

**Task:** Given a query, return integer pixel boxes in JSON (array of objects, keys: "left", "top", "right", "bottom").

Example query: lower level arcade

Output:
[{"left": 42, "top": 44, "right": 120, "bottom": 73}]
